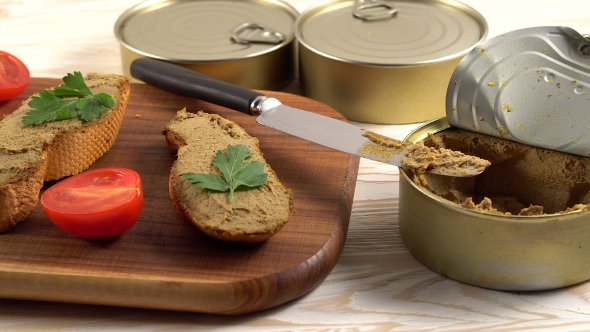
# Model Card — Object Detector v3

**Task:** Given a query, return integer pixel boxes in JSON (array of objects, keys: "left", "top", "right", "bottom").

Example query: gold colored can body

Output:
[
  {"left": 399, "top": 118, "right": 590, "bottom": 291},
  {"left": 115, "top": 0, "right": 298, "bottom": 90},
  {"left": 296, "top": 0, "right": 488, "bottom": 124},
  {"left": 299, "top": 47, "right": 462, "bottom": 124}
]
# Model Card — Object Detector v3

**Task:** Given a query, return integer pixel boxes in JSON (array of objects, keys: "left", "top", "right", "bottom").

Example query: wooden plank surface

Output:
[
  {"left": 0, "top": 78, "right": 360, "bottom": 315},
  {"left": 4, "top": 0, "right": 590, "bottom": 330}
]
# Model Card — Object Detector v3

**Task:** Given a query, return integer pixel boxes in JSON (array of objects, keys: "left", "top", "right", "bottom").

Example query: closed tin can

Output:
[
  {"left": 115, "top": 0, "right": 298, "bottom": 90},
  {"left": 295, "top": 0, "right": 487, "bottom": 124},
  {"left": 399, "top": 118, "right": 590, "bottom": 291}
]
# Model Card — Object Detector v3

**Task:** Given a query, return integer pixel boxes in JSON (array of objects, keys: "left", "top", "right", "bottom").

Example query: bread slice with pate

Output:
[
  {"left": 162, "top": 109, "right": 294, "bottom": 243},
  {"left": 0, "top": 73, "right": 130, "bottom": 232}
]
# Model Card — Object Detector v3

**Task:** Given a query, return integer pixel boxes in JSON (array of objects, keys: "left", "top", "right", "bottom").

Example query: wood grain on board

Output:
[{"left": 0, "top": 78, "right": 360, "bottom": 315}]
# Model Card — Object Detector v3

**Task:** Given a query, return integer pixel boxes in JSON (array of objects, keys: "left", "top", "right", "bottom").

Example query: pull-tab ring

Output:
[
  {"left": 559, "top": 27, "right": 590, "bottom": 56},
  {"left": 231, "top": 23, "right": 285, "bottom": 45},
  {"left": 353, "top": 0, "right": 397, "bottom": 21}
]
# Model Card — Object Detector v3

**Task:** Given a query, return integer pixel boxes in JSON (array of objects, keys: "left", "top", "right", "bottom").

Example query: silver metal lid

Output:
[
  {"left": 115, "top": 0, "right": 297, "bottom": 63},
  {"left": 447, "top": 26, "right": 590, "bottom": 157},
  {"left": 295, "top": 0, "right": 488, "bottom": 66}
]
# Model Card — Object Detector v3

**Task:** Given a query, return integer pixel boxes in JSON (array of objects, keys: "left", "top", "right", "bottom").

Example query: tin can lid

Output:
[
  {"left": 115, "top": 0, "right": 297, "bottom": 62},
  {"left": 296, "top": 0, "right": 487, "bottom": 66},
  {"left": 447, "top": 26, "right": 590, "bottom": 158}
]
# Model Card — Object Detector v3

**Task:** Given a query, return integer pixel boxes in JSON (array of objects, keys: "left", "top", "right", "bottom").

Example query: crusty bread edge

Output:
[
  {"left": 0, "top": 153, "right": 48, "bottom": 232},
  {"left": 168, "top": 171, "right": 280, "bottom": 244},
  {"left": 44, "top": 74, "right": 130, "bottom": 180},
  {"left": 0, "top": 74, "right": 130, "bottom": 232}
]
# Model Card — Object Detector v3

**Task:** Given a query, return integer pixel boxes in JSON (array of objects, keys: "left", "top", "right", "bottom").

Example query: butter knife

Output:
[{"left": 130, "top": 58, "right": 487, "bottom": 176}]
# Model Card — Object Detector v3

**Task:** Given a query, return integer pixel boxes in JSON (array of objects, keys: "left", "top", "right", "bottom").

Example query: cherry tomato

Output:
[
  {"left": 0, "top": 51, "right": 30, "bottom": 102},
  {"left": 41, "top": 168, "right": 144, "bottom": 239}
]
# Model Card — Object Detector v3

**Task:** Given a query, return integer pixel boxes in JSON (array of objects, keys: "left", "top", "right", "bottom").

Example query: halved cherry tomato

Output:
[
  {"left": 0, "top": 51, "right": 30, "bottom": 102},
  {"left": 41, "top": 168, "right": 144, "bottom": 239}
]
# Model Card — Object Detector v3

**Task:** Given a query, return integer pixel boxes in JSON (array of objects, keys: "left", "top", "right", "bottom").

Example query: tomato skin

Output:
[
  {"left": 0, "top": 51, "right": 30, "bottom": 102},
  {"left": 41, "top": 168, "right": 144, "bottom": 239}
]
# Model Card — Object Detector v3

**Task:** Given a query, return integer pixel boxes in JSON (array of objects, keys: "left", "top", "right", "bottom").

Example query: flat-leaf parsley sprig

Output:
[
  {"left": 22, "top": 71, "right": 114, "bottom": 125},
  {"left": 182, "top": 144, "right": 268, "bottom": 204}
]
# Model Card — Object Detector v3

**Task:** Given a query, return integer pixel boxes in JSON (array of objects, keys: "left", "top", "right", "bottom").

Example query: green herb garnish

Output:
[
  {"left": 182, "top": 144, "right": 268, "bottom": 203},
  {"left": 22, "top": 71, "right": 114, "bottom": 125}
]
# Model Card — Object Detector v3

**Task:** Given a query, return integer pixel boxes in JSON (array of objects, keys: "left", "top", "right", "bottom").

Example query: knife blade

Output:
[{"left": 130, "top": 58, "right": 488, "bottom": 177}]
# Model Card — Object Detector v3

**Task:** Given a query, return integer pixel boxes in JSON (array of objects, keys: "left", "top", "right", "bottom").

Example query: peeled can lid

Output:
[
  {"left": 296, "top": 0, "right": 488, "bottom": 66},
  {"left": 447, "top": 26, "right": 590, "bottom": 157},
  {"left": 115, "top": 0, "right": 297, "bottom": 62}
]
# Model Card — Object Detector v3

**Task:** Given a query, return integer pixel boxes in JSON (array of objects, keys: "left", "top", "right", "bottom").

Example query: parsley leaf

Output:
[
  {"left": 22, "top": 71, "right": 115, "bottom": 125},
  {"left": 182, "top": 144, "right": 268, "bottom": 203}
]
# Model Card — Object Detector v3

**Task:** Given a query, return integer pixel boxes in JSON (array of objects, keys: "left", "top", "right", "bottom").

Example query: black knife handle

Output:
[{"left": 130, "top": 58, "right": 264, "bottom": 115}]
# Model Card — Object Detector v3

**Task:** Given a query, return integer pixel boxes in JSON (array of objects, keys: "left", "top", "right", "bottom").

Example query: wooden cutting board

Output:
[{"left": 0, "top": 78, "right": 359, "bottom": 315}]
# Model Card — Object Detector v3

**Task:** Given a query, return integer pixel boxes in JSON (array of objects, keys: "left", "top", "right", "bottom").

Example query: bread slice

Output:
[
  {"left": 163, "top": 109, "right": 294, "bottom": 243},
  {"left": 0, "top": 73, "right": 130, "bottom": 232}
]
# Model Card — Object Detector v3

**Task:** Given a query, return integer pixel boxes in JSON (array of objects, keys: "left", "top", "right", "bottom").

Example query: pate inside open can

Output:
[
  {"left": 398, "top": 118, "right": 590, "bottom": 291},
  {"left": 115, "top": 0, "right": 298, "bottom": 90},
  {"left": 295, "top": 0, "right": 488, "bottom": 124}
]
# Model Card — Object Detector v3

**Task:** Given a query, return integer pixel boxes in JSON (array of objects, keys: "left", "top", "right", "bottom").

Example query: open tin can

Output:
[
  {"left": 295, "top": 0, "right": 488, "bottom": 124},
  {"left": 399, "top": 118, "right": 590, "bottom": 291},
  {"left": 398, "top": 27, "right": 590, "bottom": 291},
  {"left": 115, "top": 0, "right": 298, "bottom": 90}
]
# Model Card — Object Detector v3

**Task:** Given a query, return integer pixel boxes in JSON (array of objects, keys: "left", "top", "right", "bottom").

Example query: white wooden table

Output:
[{"left": 2, "top": 0, "right": 590, "bottom": 330}]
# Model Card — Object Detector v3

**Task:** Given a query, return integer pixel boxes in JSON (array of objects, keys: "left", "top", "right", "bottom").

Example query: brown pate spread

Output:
[
  {"left": 412, "top": 128, "right": 590, "bottom": 216},
  {"left": 360, "top": 131, "right": 491, "bottom": 176},
  {"left": 164, "top": 109, "right": 293, "bottom": 236},
  {"left": 0, "top": 77, "right": 120, "bottom": 186}
]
